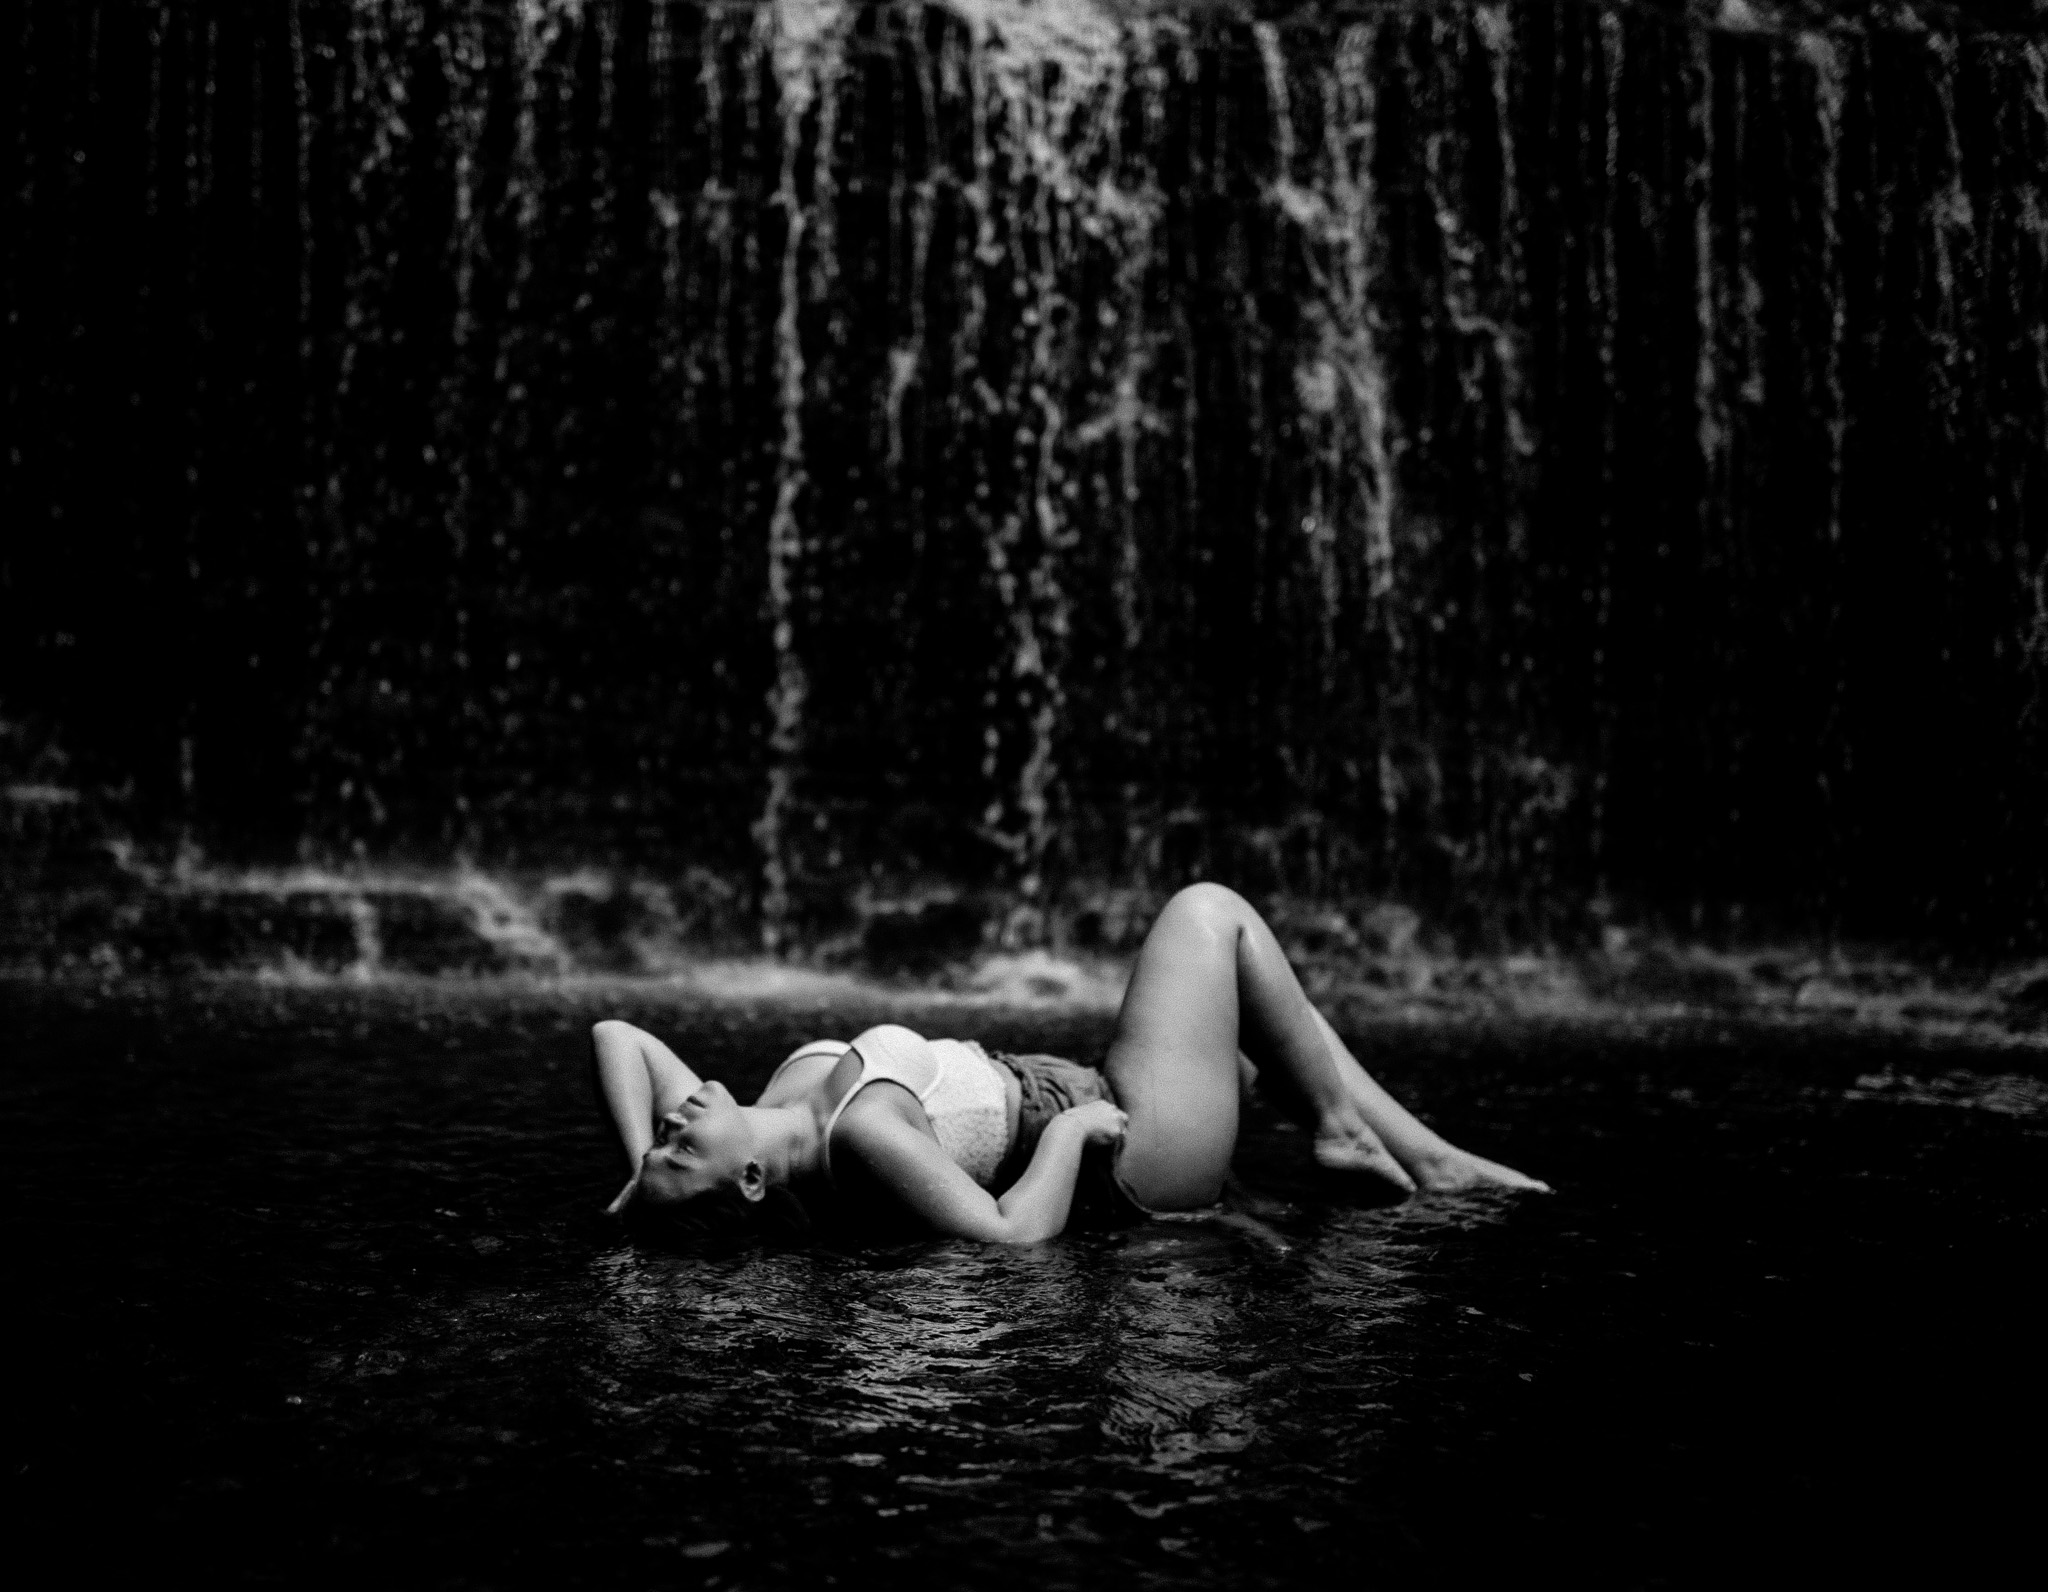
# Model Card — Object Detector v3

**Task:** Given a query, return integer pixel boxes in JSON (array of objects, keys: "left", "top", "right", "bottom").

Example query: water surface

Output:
[{"left": 5, "top": 981, "right": 2042, "bottom": 1586}]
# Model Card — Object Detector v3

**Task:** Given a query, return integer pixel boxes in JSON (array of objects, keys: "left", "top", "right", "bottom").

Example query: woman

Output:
[{"left": 593, "top": 883, "right": 1546, "bottom": 1243}]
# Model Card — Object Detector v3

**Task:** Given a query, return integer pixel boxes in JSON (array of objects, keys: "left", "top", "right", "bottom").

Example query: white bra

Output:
[{"left": 780, "top": 1025, "right": 1012, "bottom": 1188}]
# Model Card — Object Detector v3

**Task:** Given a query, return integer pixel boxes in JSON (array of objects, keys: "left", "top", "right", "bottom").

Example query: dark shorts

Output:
[{"left": 988, "top": 1050, "right": 1153, "bottom": 1227}]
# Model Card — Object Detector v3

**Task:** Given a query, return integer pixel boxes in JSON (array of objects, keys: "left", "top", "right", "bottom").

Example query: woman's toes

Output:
[{"left": 1415, "top": 1149, "right": 1550, "bottom": 1194}]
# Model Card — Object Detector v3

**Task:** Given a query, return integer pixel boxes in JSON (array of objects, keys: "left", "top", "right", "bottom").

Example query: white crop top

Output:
[{"left": 780, "top": 1025, "right": 1013, "bottom": 1188}]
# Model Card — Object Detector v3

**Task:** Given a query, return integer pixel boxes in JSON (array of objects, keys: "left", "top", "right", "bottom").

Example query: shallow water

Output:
[{"left": 5, "top": 981, "right": 2043, "bottom": 1587}]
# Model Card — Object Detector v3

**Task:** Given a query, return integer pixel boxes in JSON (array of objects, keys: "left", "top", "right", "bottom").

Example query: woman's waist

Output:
[{"left": 984, "top": 1049, "right": 1112, "bottom": 1182}]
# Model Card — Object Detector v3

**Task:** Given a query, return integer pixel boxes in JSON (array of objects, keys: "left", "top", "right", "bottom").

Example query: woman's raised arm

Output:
[{"left": 590, "top": 1019, "right": 704, "bottom": 1180}]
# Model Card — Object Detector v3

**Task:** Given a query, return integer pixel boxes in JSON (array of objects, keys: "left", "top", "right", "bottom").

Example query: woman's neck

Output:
[{"left": 739, "top": 1102, "right": 824, "bottom": 1187}]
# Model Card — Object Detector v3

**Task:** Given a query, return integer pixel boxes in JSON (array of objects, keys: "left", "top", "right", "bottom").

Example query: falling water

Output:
[
  {"left": 1800, "top": 29, "right": 1846, "bottom": 549},
  {"left": 2019, "top": 41, "right": 2048, "bottom": 724},
  {"left": 753, "top": 0, "right": 847, "bottom": 950},
  {"left": 1685, "top": 26, "right": 1726, "bottom": 561},
  {"left": 1918, "top": 33, "right": 1976, "bottom": 543},
  {"left": 1589, "top": 8, "right": 1623, "bottom": 885},
  {"left": 7, "top": 0, "right": 2047, "bottom": 946}
]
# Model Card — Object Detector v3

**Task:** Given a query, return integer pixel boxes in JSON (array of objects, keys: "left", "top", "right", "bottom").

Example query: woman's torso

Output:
[{"left": 761, "top": 1027, "right": 1022, "bottom": 1189}]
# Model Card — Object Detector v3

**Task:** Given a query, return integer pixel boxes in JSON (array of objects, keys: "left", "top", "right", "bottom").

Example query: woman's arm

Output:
[
  {"left": 842, "top": 1100, "right": 1127, "bottom": 1244},
  {"left": 590, "top": 1020, "right": 704, "bottom": 1173}
]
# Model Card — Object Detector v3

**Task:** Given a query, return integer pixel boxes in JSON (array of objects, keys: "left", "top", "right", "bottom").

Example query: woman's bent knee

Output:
[
  {"left": 1160, "top": 880, "right": 1251, "bottom": 931},
  {"left": 1148, "top": 883, "right": 1255, "bottom": 959}
]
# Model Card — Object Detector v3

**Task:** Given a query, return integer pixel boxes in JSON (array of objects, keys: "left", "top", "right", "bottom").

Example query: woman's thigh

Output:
[{"left": 1103, "top": 884, "right": 1246, "bottom": 1208}]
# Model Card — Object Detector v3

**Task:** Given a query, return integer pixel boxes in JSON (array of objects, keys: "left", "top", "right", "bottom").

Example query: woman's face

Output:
[{"left": 636, "top": 1080, "right": 756, "bottom": 1207}]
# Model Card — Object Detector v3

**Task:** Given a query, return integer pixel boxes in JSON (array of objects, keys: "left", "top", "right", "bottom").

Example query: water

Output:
[
  {"left": 10, "top": 2, "right": 2048, "bottom": 940},
  {"left": 6, "top": 979, "right": 2043, "bottom": 1585}
]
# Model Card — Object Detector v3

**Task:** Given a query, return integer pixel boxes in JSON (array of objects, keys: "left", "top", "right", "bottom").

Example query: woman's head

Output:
[{"left": 630, "top": 1080, "right": 766, "bottom": 1214}]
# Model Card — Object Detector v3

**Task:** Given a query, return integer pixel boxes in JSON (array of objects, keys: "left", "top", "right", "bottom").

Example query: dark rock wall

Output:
[{"left": 6, "top": 0, "right": 2046, "bottom": 946}]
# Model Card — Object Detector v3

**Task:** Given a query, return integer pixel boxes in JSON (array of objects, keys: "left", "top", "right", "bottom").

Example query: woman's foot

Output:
[
  {"left": 1411, "top": 1145, "right": 1551, "bottom": 1194},
  {"left": 1313, "top": 1123, "right": 1419, "bottom": 1193}
]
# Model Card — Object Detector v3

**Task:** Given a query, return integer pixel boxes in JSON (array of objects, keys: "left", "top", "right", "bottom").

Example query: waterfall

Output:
[{"left": 8, "top": 0, "right": 2047, "bottom": 946}]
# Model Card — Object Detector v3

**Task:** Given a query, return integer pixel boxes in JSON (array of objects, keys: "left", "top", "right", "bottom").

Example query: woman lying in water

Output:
[{"left": 593, "top": 883, "right": 1547, "bottom": 1242}]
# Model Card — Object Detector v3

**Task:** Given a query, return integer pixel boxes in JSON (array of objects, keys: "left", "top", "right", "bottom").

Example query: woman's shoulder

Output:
[
  {"left": 755, "top": 1039, "right": 848, "bottom": 1106},
  {"left": 828, "top": 1074, "right": 944, "bottom": 1181}
]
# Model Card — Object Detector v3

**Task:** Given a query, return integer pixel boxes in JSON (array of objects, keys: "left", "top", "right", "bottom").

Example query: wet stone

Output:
[
  {"left": 859, "top": 897, "right": 989, "bottom": 972},
  {"left": 1597, "top": 948, "right": 1755, "bottom": 1009},
  {"left": 132, "top": 890, "right": 363, "bottom": 975},
  {"left": 2003, "top": 973, "right": 2048, "bottom": 1013},
  {"left": 541, "top": 883, "right": 667, "bottom": 974},
  {"left": 367, "top": 891, "right": 511, "bottom": 975}
]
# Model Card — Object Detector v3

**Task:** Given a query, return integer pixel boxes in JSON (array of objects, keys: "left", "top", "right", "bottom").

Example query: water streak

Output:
[
  {"left": 755, "top": 0, "right": 848, "bottom": 952},
  {"left": 1474, "top": 3, "right": 1533, "bottom": 525},
  {"left": 1920, "top": 35, "right": 1976, "bottom": 472},
  {"left": 1589, "top": 10, "right": 1624, "bottom": 879},
  {"left": 1799, "top": 30, "right": 1846, "bottom": 547},
  {"left": 2019, "top": 42, "right": 2048, "bottom": 720},
  {"left": 1686, "top": 29, "right": 1725, "bottom": 543}
]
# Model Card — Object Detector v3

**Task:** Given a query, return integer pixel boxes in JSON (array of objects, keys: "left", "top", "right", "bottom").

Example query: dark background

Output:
[{"left": 6, "top": 0, "right": 2047, "bottom": 948}]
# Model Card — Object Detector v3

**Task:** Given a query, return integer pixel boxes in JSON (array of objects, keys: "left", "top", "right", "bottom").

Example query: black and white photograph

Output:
[{"left": 5, "top": 0, "right": 2044, "bottom": 1584}]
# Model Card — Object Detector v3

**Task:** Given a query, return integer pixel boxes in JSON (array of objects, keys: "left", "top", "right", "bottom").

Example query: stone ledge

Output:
[{"left": 2, "top": 848, "right": 2042, "bottom": 1042}]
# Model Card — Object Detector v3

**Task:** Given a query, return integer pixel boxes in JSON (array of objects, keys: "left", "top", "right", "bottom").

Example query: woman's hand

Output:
[{"left": 1059, "top": 1099, "right": 1129, "bottom": 1146}]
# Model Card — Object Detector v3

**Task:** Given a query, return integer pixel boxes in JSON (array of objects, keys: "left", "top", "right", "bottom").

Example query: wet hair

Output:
[{"left": 620, "top": 1180, "right": 813, "bottom": 1247}]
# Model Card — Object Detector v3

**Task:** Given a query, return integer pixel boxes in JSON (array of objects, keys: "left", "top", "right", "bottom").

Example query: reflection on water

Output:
[
  {"left": 4, "top": 981, "right": 2045, "bottom": 1584},
  {"left": 1101, "top": 1235, "right": 1261, "bottom": 1478},
  {"left": 1843, "top": 1068, "right": 2048, "bottom": 1119}
]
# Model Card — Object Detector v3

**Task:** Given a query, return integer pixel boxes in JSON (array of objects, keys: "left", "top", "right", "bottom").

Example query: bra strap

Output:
[{"left": 818, "top": 1048, "right": 874, "bottom": 1186}]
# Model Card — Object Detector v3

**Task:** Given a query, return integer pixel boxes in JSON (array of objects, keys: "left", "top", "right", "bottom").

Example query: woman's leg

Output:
[
  {"left": 1105, "top": 883, "right": 1416, "bottom": 1207},
  {"left": 1105, "top": 884, "right": 1548, "bottom": 1205},
  {"left": 1306, "top": 1008, "right": 1547, "bottom": 1191}
]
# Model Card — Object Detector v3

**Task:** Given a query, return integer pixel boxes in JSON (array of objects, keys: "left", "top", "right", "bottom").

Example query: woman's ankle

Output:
[
  {"left": 1311, "top": 1123, "right": 1417, "bottom": 1190},
  {"left": 1312, "top": 1099, "right": 1373, "bottom": 1146}
]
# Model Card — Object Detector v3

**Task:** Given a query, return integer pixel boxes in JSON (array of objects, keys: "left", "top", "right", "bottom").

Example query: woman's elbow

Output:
[
  {"left": 984, "top": 1210, "right": 1064, "bottom": 1245},
  {"left": 933, "top": 1204, "right": 1055, "bottom": 1245},
  {"left": 590, "top": 1019, "right": 646, "bottom": 1070}
]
